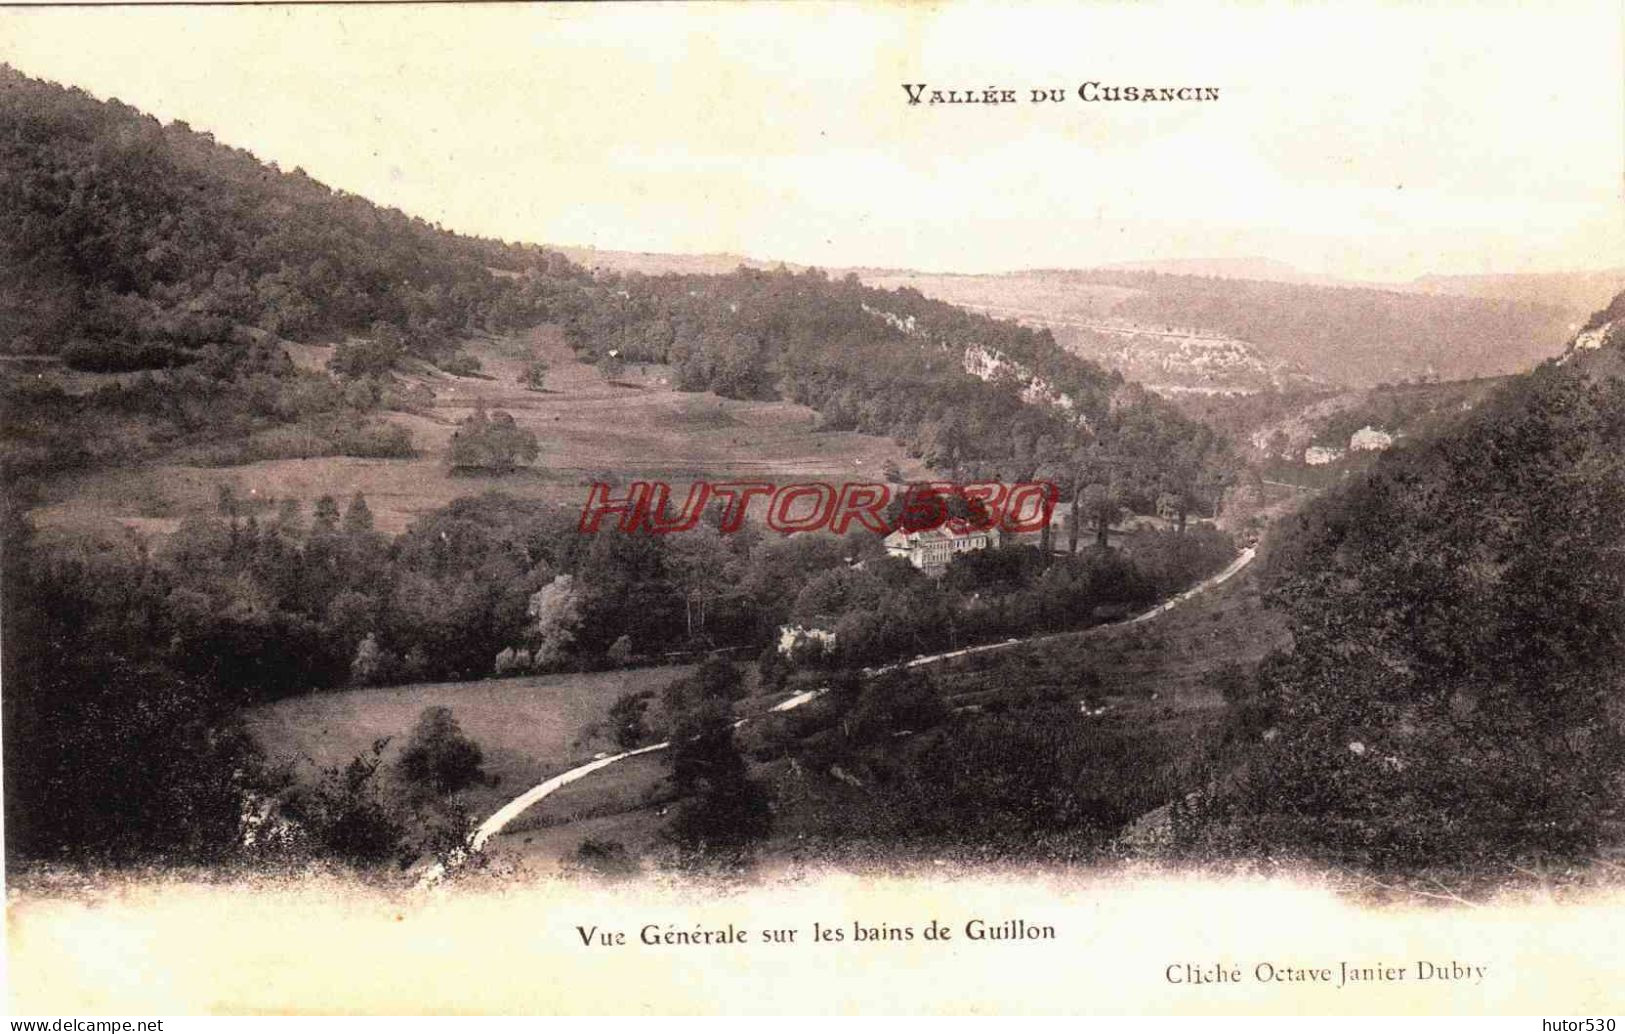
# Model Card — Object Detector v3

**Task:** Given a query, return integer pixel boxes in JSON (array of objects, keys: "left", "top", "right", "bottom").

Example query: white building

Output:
[
  {"left": 777, "top": 624, "right": 836, "bottom": 658},
  {"left": 883, "top": 525, "right": 994, "bottom": 572},
  {"left": 1349, "top": 426, "right": 1394, "bottom": 452}
]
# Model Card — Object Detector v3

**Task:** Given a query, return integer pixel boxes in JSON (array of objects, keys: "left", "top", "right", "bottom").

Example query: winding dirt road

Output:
[
  {"left": 871, "top": 545, "right": 1257, "bottom": 672},
  {"left": 416, "top": 685, "right": 826, "bottom": 885},
  {"left": 418, "top": 547, "right": 1257, "bottom": 886}
]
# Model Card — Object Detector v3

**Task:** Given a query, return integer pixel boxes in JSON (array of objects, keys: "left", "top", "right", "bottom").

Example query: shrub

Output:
[
  {"left": 757, "top": 642, "right": 790, "bottom": 695},
  {"left": 607, "top": 689, "right": 654, "bottom": 749},
  {"left": 63, "top": 338, "right": 191, "bottom": 372},
  {"left": 693, "top": 655, "right": 746, "bottom": 702},
  {"left": 398, "top": 706, "right": 486, "bottom": 796},
  {"left": 438, "top": 351, "right": 483, "bottom": 377},
  {"left": 328, "top": 332, "right": 401, "bottom": 379},
  {"left": 289, "top": 740, "right": 407, "bottom": 867},
  {"left": 518, "top": 359, "right": 549, "bottom": 391},
  {"left": 573, "top": 836, "right": 637, "bottom": 877},
  {"left": 1207, "top": 662, "right": 1251, "bottom": 703}
]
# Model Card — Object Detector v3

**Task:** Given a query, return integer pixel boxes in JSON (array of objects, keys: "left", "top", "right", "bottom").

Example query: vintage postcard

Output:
[{"left": 2, "top": 0, "right": 1623, "bottom": 1017}]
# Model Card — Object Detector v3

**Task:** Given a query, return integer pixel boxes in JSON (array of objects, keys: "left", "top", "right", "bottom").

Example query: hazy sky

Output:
[{"left": 3, "top": 1, "right": 1622, "bottom": 280}]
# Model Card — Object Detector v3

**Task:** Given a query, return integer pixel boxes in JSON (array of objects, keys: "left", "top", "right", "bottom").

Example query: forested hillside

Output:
[
  {"left": 0, "top": 64, "right": 587, "bottom": 369},
  {"left": 1187, "top": 294, "right": 1625, "bottom": 874},
  {"left": 559, "top": 268, "right": 1231, "bottom": 523},
  {"left": 1, "top": 65, "right": 597, "bottom": 485},
  {"left": 2, "top": 66, "right": 1229, "bottom": 516}
]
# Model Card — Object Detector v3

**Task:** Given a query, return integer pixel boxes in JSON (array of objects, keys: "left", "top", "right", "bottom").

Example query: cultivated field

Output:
[{"left": 28, "top": 323, "right": 930, "bottom": 538}]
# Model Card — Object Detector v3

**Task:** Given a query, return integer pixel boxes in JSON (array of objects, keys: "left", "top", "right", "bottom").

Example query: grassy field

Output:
[
  {"left": 243, "top": 665, "right": 690, "bottom": 820},
  {"left": 489, "top": 750, "right": 677, "bottom": 874},
  {"left": 495, "top": 804, "right": 671, "bottom": 878},
  {"left": 21, "top": 318, "right": 928, "bottom": 864},
  {"left": 29, "top": 322, "right": 930, "bottom": 539}
]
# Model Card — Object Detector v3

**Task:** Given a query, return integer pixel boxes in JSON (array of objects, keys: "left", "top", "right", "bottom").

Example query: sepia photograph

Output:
[{"left": 1, "top": 0, "right": 1623, "bottom": 1017}]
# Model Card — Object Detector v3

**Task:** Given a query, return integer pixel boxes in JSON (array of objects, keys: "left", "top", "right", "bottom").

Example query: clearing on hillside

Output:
[{"left": 29, "top": 324, "right": 929, "bottom": 538}]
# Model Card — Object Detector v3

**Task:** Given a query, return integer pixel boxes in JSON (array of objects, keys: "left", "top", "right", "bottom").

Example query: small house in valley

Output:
[{"left": 883, "top": 525, "right": 994, "bottom": 573}]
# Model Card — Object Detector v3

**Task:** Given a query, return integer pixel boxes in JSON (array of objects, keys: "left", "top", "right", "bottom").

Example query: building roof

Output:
[{"left": 884, "top": 525, "right": 993, "bottom": 546}]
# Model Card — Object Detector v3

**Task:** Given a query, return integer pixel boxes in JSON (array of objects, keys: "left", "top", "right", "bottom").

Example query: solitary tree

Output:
[
  {"left": 313, "top": 494, "right": 342, "bottom": 532},
  {"left": 398, "top": 706, "right": 485, "bottom": 796},
  {"left": 607, "top": 690, "right": 653, "bottom": 749},
  {"left": 666, "top": 699, "right": 772, "bottom": 854},
  {"left": 1079, "top": 483, "right": 1123, "bottom": 550},
  {"left": 447, "top": 408, "right": 540, "bottom": 474},
  {"left": 274, "top": 497, "right": 304, "bottom": 538},
  {"left": 342, "top": 492, "right": 374, "bottom": 533},
  {"left": 692, "top": 655, "right": 746, "bottom": 702},
  {"left": 527, "top": 574, "right": 583, "bottom": 668},
  {"left": 350, "top": 632, "right": 386, "bottom": 685}
]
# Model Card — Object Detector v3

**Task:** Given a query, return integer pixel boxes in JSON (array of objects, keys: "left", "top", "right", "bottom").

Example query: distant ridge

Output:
[
  {"left": 1408, "top": 269, "right": 1625, "bottom": 314},
  {"left": 552, "top": 246, "right": 789, "bottom": 277},
  {"left": 549, "top": 245, "right": 1621, "bottom": 312},
  {"left": 1089, "top": 256, "right": 1337, "bottom": 285}
]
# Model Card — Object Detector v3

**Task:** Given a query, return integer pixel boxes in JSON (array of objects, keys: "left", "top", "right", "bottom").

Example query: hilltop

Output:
[
  {"left": 0, "top": 64, "right": 585, "bottom": 371},
  {"left": 1411, "top": 269, "right": 1625, "bottom": 314}
]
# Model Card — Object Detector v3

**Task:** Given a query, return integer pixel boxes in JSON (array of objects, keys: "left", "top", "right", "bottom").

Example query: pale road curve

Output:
[
  {"left": 871, "top": 545, "right": 1258, "bottom": 673},
  {"left": 416, "top": 548, "right": 1257, "bottom": 886},
  {"left": 415, "top": 686, "right": 826, "bottom": 886},
  {"left": 1124, "top": 544, "right": 1256, "bottom": 626}
]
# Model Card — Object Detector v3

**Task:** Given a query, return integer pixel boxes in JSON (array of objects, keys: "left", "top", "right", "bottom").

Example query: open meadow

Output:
[
  {"left": 244, "top": 665, "right": 693, "bottom": 823},
  {"left": 27, "top": 323, "right": 929, "bottom": 539}
]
